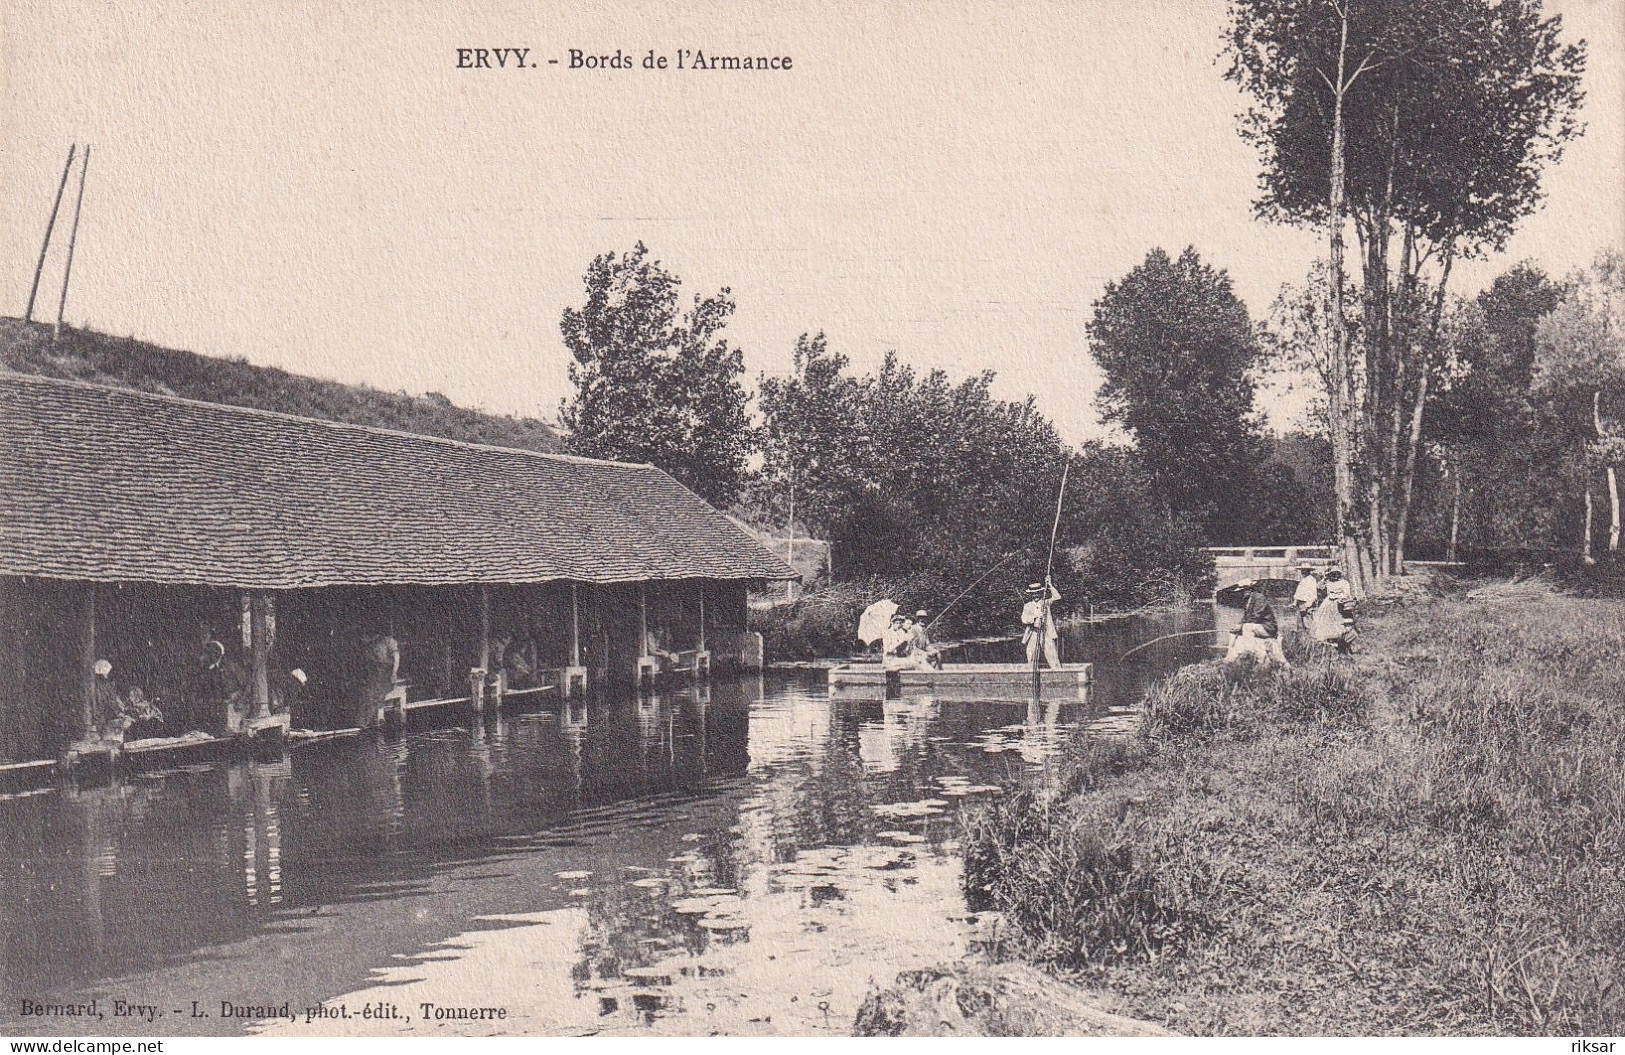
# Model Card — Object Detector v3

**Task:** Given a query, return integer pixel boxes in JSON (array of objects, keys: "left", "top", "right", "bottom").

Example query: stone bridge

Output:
[{"left": 1205, "top": 545, "right": 1336, "bottom": 593}]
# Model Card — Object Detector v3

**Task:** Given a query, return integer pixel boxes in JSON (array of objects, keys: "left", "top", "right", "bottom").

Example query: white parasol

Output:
[{"left": 857, "top": 599, "right": 899, "bottom": 645}]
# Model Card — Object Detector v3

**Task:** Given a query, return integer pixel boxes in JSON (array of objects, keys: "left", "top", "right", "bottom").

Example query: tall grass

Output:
[
  {"left": 961, "top": 590, "right": 1625, "bottom": 1034},
  {"left": 0, "top": 318, "right": 564, "bottom": 453}
]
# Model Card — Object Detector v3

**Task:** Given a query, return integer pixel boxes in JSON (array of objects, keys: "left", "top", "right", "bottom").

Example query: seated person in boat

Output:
[
  {"left": 1020, "top": 578, "right": 1062, "bottom": 668},
  {"left": 1225, "top": 580, "right": 1291, "bottom": 667},
  {"left": 882, "top": 614, "right": 931, "bottom": 671},
  {"left": 905, "top": 610, "right": 943, "bottom": 669}
]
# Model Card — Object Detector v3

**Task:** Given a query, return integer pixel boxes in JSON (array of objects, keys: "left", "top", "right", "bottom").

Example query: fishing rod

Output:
[
  {"left": 927, "top": 551, "right": 1017, "bottom": 631},
  {"left": 1118, "top": 628, "right": 1226, "bottom": 661}
]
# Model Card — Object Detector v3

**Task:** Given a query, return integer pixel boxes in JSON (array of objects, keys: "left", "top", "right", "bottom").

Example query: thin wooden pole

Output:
[
  {"left": 476, "top": 584, "right": 491, "bottom": 710},
  {"left": 26, "top": 145, "right": 76, "bottom": 323},
  {"left": 55, "top": 144, "right": 91, "bottom": 340},
  {"left": 478, "top": 584, "right": 491, "bottom": 670},
  {"left": 1043, "top": 458, "right": 1070, "bottom": 584},
  {"left": 80, "top": 583, "right": 97, "bottom": 737},
  {"left": 570, "top": 583, "right": 581, "bottom": 667},
  {"left": 639, "top": 584, "right": 649, "bottom": 656},
  {"left": 1036, "top": 459, "right": 1071, "bottom": 698},
  {"left": 250, "top": 592, "right": 271, "bottom": 719},
  {"left": 698, "top": 587, "right": 706, "bottom": 652}
]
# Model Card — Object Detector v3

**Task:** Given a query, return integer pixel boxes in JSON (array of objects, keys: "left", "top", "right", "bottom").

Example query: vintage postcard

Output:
[{"left": 1, "top": 0, "right": 1622, "bottom": 1045}]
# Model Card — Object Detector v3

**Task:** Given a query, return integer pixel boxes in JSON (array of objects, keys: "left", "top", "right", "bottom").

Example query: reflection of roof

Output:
[{"left": 0, "top": 373, "right": 797, "bottom": 588}]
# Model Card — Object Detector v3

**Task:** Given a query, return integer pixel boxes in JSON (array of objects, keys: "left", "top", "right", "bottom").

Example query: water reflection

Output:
[{"left": 0, "top": 608, "right": 1213, "bottom": 1037}]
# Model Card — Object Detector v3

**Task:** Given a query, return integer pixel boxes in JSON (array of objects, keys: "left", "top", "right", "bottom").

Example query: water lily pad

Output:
[
  {"left": 876, "top": 830, "right": 925, "bottom": 844},
  {"left": 555, "top": 870, "right": 592, "bottom": 880},
  {"left": 697, "top": 917, "right": 749, "bottom": 931}
]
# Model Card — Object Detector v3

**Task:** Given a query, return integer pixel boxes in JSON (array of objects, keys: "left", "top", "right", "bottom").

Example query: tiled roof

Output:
[{"left": 0, "top": 372, "right": 797, "bottom": 588}]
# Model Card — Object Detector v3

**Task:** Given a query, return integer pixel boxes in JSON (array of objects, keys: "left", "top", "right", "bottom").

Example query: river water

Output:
[{"left": 0, "top": 608, "right": 1218, "bottom": 1038}]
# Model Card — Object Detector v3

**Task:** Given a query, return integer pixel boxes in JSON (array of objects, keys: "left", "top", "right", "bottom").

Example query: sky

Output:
[{"left": 2, "top": 0, "right": 1621, "bottom": 443}]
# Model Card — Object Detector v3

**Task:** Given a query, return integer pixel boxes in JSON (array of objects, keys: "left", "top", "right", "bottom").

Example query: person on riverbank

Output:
[
  {"left": 1293, "top": 566, "right": 1322, "bottom": 630},
  {"left": 1021, "top": 578, "right": 1061, "bottom": 668},
  {"left": 1226, "top": 580, "right": 1291, "bottom": 667},
  {"left": 1313, "top": 568, "right": 1358, "bottom": 655}
]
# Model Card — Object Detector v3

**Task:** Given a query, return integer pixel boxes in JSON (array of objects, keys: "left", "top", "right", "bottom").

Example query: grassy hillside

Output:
[{"left": 0, "top": 318, "right": 562, "bottom": 453}]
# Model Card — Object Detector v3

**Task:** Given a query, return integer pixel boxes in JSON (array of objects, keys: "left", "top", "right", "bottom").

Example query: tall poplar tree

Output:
[{"left": 1226, "top": 0, "right": 1585, "bottom": 588}]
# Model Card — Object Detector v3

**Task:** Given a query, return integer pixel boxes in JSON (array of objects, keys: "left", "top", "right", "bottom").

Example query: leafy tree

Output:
[
  {"left": 1424, "top": 264, "right": 1566, "bottom": 560},
  {"left": 1086, "top": 246, "right": 1267, "bottom": 542},
  {"left": 1065, "top": 444, "right": 1216, "bottom": 610},
  {"left": 559, "top": 243, "right": 752, "bottom": 505},
  {"left": 1536, "top": 250, "right": 1625, "bottom": 560},
  {"left": 1227, "top": 0, "right": 1587, "bottom": 587},
  {"left": 755, "top": 333, "right": 870, "bottom": 536},
  {"left": 757, "top": 338, "right": 1098, "bottom": 629}
]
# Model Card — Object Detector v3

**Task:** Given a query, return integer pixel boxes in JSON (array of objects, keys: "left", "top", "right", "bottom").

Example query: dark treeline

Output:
[
  {"left": 559, "top": 239, "right": 1623, "bottom": 643},
  {"left": 558, "top": 243, "right": 1326, "bottom": 635},
  {"left": 1273, "top": 251, "right": 1625, "bottom": 571}
]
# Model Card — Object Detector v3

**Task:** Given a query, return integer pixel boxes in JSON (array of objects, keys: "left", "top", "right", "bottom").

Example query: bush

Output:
[
  {"left": 1139, "top": 657, "right": 1369, "bottom": 741},
  {"left": 962, "top": 787, "right": 1213, "bottom": 969},
  {"left": 749, "top": 573, "right": 947, "bottom": 661}
]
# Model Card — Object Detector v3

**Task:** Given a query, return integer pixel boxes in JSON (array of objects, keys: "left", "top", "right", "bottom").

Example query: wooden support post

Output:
[
  {"left": 639, "top": 583, "right": 649, "bottom": 657},
  {"left": 250, "top": 592, "right": 271, "bottom": 719},
  {"left": 570, "top": 584, "right": 581, "bottom": 666},
  {"left": 80, "top": 583, "right": 97, "bottom": 737},
  {"left": 474, "top": 584, "right": 491, "bottom": 712},
  {"left": 563, "top": 583, "right": 587, "bottom": 698},
  {"left": 636, "top": 582, "right": 657, "bottom": 689},
  {"left": 26, "top": 144, "right": 76, "bottom": 323},
  {"left": 698, "top": 587, "right": 706, "bottom": 652},
  {"left": 55, "top": 143, "right": 90, "bottom": 341}
]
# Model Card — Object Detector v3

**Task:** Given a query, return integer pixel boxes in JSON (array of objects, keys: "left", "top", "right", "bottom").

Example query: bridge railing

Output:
[{"left": 1205, "top": 545, "right": 1336, "bottom": 563}]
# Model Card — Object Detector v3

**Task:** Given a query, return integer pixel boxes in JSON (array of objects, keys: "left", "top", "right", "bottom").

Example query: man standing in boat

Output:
[{"left": 1021, "top": 578, "right": 1061, "bottom": 668}]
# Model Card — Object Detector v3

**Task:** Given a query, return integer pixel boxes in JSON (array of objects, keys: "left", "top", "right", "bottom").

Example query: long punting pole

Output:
[
  {"left": 25, "top": 145, "right": 76, "bottom": 323},
  {"left": 55, "top": 143, "right": 91, "bottom": 340},
  {"left": 1034, "top": 460, "right": 1071, "bottom": 697},
  {"left": 1044, "top": 458, "right": 1071, "bottom": 584}
]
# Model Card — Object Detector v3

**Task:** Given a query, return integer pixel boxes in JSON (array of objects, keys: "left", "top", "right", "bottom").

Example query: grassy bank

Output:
[
  {"left": 1, "top": 318, "right": 563, "bottom": 453},
  {"left": 962, "top": 583, "right": 1625, "bottom": 1035}
]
